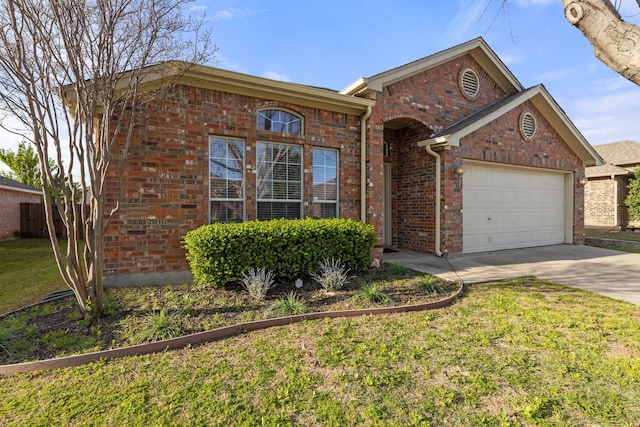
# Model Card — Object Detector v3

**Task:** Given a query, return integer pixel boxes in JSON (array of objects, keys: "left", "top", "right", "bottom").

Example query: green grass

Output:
[
  {"left": 2, "top": 277, "right": 640, "bottom": 426},
  {"left": 0, "top": 239, "right": 67, "bottom": 314}
]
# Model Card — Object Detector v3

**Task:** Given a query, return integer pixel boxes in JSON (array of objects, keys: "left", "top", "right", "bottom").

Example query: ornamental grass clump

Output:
[
  {"left": 267, "top": 292, "right": 308, "bottom": 317},
  {"left": 240, "top": 267, "right": 276, "bottom": 301},
  {"left": 356, "top": 283, "right": 393, "bottom": 304},
  {"left": 137, "top": 308, "right": 184, "bottom": 342},
  {"left": 418, "top": 274, "right": 448, "bottom": 296},
  {"left": 311, "top": 258, "right": 353, "bottom": 292}
]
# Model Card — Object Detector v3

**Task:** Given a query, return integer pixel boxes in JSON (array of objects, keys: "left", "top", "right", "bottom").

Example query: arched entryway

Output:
[{"left": 382, "top": 117, "right": 435, "bottom": 253}]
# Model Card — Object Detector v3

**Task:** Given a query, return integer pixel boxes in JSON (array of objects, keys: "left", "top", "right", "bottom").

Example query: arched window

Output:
[{"left": 257, "top": 109, "right": 303, "bottom": 135}]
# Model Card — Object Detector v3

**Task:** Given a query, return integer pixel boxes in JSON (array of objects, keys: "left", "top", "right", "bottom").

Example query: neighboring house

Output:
[
  {"left": 0, "top": 175, "right": 41, "bottom": 241},
  {"left": 101, "top": 37, "right": 601, "bottom": 287},
  {"left": 585, "top": 140, "right": 640, "bottom": 228}
]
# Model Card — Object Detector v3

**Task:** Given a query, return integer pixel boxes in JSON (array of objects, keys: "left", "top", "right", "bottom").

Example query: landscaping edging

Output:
[
  {"left": 0, "top": 281, "right": 464, "bottom": 377},
  {"left": 585, "top": 236, "right": 640, "bottom": 252}
]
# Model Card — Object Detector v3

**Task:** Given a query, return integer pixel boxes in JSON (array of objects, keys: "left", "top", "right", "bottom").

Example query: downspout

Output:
[
  {"left": 422, "top": 142, "right": 443, "bottom": 257},
  {"left": 360, "top": 106, "right": 372, "bottom": 222}
]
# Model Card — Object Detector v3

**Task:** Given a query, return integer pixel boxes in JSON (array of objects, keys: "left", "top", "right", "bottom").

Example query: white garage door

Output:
[{"left": 463, "top": 163, "right": 567, "bottom": 253}]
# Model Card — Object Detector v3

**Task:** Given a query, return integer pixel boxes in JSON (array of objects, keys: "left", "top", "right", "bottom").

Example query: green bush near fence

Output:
[{"left": 183, "top": 218, "right": 376, "bottom": 287}]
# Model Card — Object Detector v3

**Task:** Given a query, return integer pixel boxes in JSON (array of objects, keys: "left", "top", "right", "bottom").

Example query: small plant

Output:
[
  {"left": 389, "top": 263, "right": 409, "bottom": 275},
  {"left": 356, "top": 283, "right": 393, "bottom": 304},
  {"left": 0, "top": 325, "right": 17, "bottom": 356},
  {"left": 418, "top": 274, "right": 447, "bottom": 296},
  {"left": 137, "top": 308, "right": 184, "bottom": 342},
  {"left": 240, "top": 267, "right": 276, "bottom": 301},
  {"left": 311, "top": 258, "right": 353, "bottom": 291},
  {"left": 267, "top": 292, "right": 308, "bottom": 317}
]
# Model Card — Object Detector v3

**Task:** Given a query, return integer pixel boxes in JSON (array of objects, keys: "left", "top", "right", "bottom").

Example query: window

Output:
[
  {"left": 209, "top": 136, "right": 244, "bottom": 222},
  {"left": 257, "top": 142, "right": 302, "bottom": 220},
  {"left": 257, "top": 109, "right": 302, "bottom": 135},
  {"left": 313, "top": 148, "right": 338, "bottom": 218}
]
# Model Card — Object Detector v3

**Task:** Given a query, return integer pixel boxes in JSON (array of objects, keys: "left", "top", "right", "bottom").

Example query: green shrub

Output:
[
  {"left": 626, "top": 168, "right": 640, "bottom": 223},
  {"left": 183, "top": 218, "right": 376, "bottom": 286},
  {"left": 310, "top": 258, "right": 353, "bottom": 291}
]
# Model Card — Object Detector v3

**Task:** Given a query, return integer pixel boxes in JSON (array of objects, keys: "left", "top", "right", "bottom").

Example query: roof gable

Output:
[
  {"left": 426, "top": 85, "right": 602, "bottom": 167},
  {"left": 340, "top": 38, "right": 523, "bottom": 97}
]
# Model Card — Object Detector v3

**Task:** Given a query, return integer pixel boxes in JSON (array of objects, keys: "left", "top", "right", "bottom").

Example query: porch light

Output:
[
  {"left": 456, "top": 165, "right": 465, "bottom": 176},
  {"left": 578, "top": 176, "right": 588, "bottom": 186}
]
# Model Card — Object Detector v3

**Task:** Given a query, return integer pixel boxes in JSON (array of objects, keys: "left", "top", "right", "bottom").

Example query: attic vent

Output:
[
  {"left": 459, "top": 68, "right": 480, "bottom": 99},
  {"left": 520, "top": 112, "right": 537, "bottom": 140}
]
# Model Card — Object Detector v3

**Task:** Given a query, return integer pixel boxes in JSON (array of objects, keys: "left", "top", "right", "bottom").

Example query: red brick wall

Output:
[
  {"left": 0, "top": 188, "right": 41, "bottom": 241},
  {"left": 104, "top": 86, "right": 363, "bottom": 278},
  {"left": 369, "top": 54, "right": 508, "bottom": 253},
  {"left": 368, "top": 54, "right": 584, "bottom": 254}
]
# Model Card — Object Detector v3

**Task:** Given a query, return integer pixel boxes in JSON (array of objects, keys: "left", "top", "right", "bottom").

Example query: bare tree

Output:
[
  {"left": 0, "top": 0, "right": 212, "bottom": 317},
  {"left": 562, "top": 0, "right": 640, "bottom": 85}
]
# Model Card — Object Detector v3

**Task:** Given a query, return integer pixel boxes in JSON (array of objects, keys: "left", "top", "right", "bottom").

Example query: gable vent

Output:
[
  {"left": 520, "top": 112, "right": 537, "bottom": 140},
  {"left": 459, "top": 68, "right": 480, "bottom": 99}
]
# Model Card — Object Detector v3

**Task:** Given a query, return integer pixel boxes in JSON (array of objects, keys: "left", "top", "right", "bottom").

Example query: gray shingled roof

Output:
[
  {"left": 594, "top": 140, "right": 640, "bottom": 166},
  {"left": 0, "top": 175, "right": 40, "bottom": 192},
  {"left": 430, "top": 86, "right": 539, "bottom": 138}
]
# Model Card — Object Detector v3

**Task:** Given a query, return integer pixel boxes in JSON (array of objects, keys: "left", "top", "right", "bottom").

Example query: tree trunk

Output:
[{"left": 562, "top": 0, "right": 640, "bottom": 85}]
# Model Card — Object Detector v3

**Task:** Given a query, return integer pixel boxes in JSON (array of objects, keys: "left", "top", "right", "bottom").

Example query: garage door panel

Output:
[{"left": 463, "top": 163, "right": 567, "bottom": 253}]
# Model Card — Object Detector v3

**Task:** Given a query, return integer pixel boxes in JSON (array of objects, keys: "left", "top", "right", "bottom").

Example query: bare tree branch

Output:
[{"left": 0, "top": 0, "right": 214, "bottom": 317}]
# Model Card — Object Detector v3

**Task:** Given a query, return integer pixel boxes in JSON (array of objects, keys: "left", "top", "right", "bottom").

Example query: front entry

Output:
[{"left": 383, "top": 162, "right": 392, "bottom": 246}]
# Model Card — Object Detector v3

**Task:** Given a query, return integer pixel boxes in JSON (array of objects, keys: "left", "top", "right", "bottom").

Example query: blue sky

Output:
[
  {"left": 196, "top": 0, "right": 640, "bottom": 146},
  {"left": 2, "top": 0, "right": 640, "bottom": 172}
]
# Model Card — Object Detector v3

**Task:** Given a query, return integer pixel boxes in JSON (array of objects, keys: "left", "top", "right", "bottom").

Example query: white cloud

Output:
[
  {"left": 569, "top": 88, "right": 640, "bottom": 145},
  {"left": 212, "top": 7, "right": 268, "bottom": 21},
  {"left": 262, "top": 71, "right": 290, "bottom": 82},
  {"left": 213, "top": 8, "right": 253, "bottom": 20},
  {"left": 440, "top": 0, "right": 486, "bottom": 45}
]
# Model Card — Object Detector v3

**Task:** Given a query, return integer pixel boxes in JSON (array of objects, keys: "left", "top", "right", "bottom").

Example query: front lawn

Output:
[
  {"left": 0, "top": 238, "right": 67, "bottom": 314},
  {"left": 1, "top": 277, "right": 639, "bottom": 425}
]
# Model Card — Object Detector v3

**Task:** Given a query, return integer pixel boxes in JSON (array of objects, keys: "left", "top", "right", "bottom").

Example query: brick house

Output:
[
  {"left": 0, "top": 175, "right": 41, "bottom": 241},
  {"left": 102, "top": 37, "right": 601, "bottom": 287},
  {"left": 585, "top": 140, "right": 640, "bottom": 228}
]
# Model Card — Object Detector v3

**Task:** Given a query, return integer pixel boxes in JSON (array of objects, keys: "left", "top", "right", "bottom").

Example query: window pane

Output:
[
  {"left": 257, "top": 109, "right": 303, "bottom": 135},
  {"left": 313, "top": 148, "right": 338, "bottom": 202},
  {"left": 210, "top": 136, "right": 244, "bottom": 223},
  {"left": 257, "top": 142, "right": 302, "bottom": 220},
  {"left": 257, "top": 202, "right": 301, "bottom": 220},
  {"left": 211, "top": 201, "right": 243, "bottom": 222}
]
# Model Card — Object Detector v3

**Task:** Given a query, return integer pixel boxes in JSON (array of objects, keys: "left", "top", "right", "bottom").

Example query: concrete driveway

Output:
[{"left": 383, "top": 244, "right": 640, "bottom": 306}]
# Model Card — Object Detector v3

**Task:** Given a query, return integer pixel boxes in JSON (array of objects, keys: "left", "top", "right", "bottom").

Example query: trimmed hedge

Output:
[{"left": 183, "top": 218, "right": 377, "bottom": 286}]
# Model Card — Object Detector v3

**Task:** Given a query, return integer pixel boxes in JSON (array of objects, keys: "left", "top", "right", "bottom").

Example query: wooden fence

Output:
[{"left": 20, "top": 203, "right": 72, "bottom": 238}]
